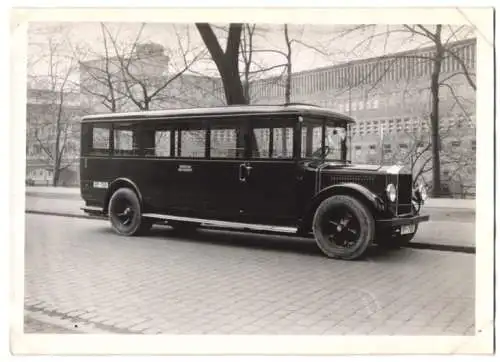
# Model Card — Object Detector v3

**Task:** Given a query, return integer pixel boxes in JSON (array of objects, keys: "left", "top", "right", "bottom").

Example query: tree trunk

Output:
[
  {"left": 52, "top": 166, "right": 60, "bottom": 187},
  {"left": 195, "top": 23, "right": 247, "bottom": 105},
  {"left": 284, "top": 24, "right": 292, "bottom": 104},
  {"left": 52, "top": 148, "right": 60, "bottom": 186},
  {"left": 52, "top": 118, "right": 61, "bottom": 187},
  {"left": 282, "top": 24, "right": 292, "bottom": 155},
  {"left": 196, "top": 23, "right": 259, "bottom": 156},
  {"left": 430, "top": 25, "right": 443, "bottom": 197}
]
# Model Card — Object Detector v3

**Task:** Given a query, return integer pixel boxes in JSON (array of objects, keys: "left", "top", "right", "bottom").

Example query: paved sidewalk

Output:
[{"left": 25, "top": 186, "right": 476, "bottom": 209}]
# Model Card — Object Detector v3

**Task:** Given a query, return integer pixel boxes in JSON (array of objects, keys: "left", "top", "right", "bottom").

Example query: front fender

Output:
[{"left": 299, "top": 182, "right": 385, "bottom": 234}]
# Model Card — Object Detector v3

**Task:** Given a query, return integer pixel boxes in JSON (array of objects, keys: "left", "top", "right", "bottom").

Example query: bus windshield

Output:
[{"left": 301, "top": 118, "right": 351, "bottom": 163}]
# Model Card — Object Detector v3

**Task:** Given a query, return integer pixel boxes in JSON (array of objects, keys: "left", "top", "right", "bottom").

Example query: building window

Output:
[
  {"left": 472, "top": 140, "right": 476, "bottom": 151},
  {"left": 451, "top": 140, "right": 461, "bottom": 147}
]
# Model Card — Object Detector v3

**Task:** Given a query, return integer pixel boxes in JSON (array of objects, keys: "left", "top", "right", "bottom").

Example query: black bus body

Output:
[{"left": 80, "top": 104, "right": 429, "bottom": 260}]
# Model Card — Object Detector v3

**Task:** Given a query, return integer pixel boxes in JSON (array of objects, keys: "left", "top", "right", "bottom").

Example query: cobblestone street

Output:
[
  {"left": 24, "top": 315, "right": 80, "bottom": 334},
  {"left": 24, "top": 214, "right": 475, "bottom": 335}
]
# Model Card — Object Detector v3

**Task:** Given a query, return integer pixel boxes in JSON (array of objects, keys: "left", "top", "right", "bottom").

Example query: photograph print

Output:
[{"left": 12, "top": 7, "right": 494, "bottom": 356}]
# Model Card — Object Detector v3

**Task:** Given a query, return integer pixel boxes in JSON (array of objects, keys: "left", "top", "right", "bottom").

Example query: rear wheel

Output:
[
  {"left": 312, "top": 195, "right": 375, "bottom": 260},
  {"left": 108, "top": 187, "right": 151, "bottom": 236}
]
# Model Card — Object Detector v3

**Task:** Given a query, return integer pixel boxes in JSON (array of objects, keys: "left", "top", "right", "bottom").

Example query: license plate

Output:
[{"left": 401, "top": 224, "right": 416, "bottom": 235}]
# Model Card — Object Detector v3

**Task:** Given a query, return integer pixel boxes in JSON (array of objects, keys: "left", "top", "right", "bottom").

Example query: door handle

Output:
[
  {"left": 239, "top": 163, "right": 247, "bottom": 182},
  {"left": 245, "top": 164, "right": 252, "bottom": 176}
]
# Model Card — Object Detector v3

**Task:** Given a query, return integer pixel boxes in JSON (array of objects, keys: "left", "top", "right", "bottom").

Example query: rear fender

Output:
[{"left": 104, "top": 178, "right": 143, "bottom": 213}]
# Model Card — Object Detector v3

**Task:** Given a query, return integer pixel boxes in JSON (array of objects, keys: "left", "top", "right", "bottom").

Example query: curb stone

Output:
[
  {"left": 25, "top": 209, "right": 106, "bottom": 221},
  {"left": 25, "top": 191, "right": 82, "bottom": 200},
  {"left": 25, "top": 209, "right": 475, "bottom": 255}
]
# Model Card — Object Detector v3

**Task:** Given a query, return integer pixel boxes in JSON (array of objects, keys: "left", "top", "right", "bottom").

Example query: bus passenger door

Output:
[
  {"left": 238, "top": 119, "right": 300, "bottom": 226},
  {"left": 202, "top": 120, "right": 247, "bottom": 219}
]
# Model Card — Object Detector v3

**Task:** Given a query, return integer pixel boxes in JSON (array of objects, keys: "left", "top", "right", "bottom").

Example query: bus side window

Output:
[
  {"left": 90, "top": 124, "right": 111, "bottom": 156},
  {"left": 113, "top": 124, "right": 140, "bottom": 156},
  {"left": 81, "top": 124, "right": 92, "bottom": 155},
  {"left": 141, "top": 124, "right": 171, "bottom": 158},
  {"left": 154, "top": 130, "right": 171, "bottom": 157}
]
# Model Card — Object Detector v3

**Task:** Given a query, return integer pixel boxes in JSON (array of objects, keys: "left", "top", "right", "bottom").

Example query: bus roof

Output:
[{"left": 81, "top": 103, "right": 356, "bottom": 124}]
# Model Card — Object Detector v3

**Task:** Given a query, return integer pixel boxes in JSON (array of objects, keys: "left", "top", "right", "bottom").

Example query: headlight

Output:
[{"left": 386, "top": 183, "right": 397, "bottom": 202}]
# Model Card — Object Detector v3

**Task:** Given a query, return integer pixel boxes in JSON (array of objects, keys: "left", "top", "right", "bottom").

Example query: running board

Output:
[
  {"left": 142, "top": 213, "right": 298, "bottom": 234},
  {"left": 81, "top": 206, "right": 105, "bottom": 214}
]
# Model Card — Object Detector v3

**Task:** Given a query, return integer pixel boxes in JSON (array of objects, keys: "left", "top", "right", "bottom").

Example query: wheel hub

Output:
[{"left": 325, "top": 210, "right": 359, "bottom": 249}]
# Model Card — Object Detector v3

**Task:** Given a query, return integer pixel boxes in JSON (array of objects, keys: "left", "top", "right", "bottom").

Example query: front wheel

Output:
[
  {"left": 312, "top": 195, "right": 375, "bottom": 260},
  {"left": 108, "top": 187, "right": 151, "bottom": 236}
]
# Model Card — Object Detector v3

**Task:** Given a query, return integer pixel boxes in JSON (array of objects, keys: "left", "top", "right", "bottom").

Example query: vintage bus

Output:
[{"left": 80, "top": 104, "right": 429, "bottom": 260}]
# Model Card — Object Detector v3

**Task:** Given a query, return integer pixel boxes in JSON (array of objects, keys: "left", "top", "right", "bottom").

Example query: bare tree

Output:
[
  {"left": 27, "top": 31, "right": 80, "bottom": 186},
  {"left": 111, "top": 23, "right": 206, "bottom": 111},
  {"left": 383, "top": 115, "right": 474, "bottom": 196},
  {"left": 283, "top": 24, "right": 293, "bottom": 104},
  {"left": 78, "top": 23, "right": 206, "bottom": 113},
  {"left": 77, "top": 23, "right": 125, "bottom": 113},
  {"left": 325, "top": 24, "right": 475, "bottom": 197},
  {"left": 240, "top": 24, "right": 256, "bottom": 103}
]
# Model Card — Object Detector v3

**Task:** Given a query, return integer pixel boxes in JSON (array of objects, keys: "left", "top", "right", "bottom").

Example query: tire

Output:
[
  {"left": 312, "top": 195, "right": 375, "bottom": 260},
  {"left": 108, "top": 187, "right": 150, "bottom": 236}
]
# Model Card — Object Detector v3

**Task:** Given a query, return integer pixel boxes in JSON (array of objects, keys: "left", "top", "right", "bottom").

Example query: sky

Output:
[{"left": 27, "top": 22, "right": 476, "bottom": 84}]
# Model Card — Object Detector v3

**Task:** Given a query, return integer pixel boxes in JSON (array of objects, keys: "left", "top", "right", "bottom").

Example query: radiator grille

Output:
[
  {"left": 325, "top": 174, "right": 377, "bottom": 190},
  {"left": 397, "top": 174, "right": 413, "bottom": 214}
]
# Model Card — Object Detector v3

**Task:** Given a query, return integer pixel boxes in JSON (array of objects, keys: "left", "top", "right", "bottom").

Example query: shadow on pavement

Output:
[{"left": 97, "top": 223, "right": 413, "bottom": 262}]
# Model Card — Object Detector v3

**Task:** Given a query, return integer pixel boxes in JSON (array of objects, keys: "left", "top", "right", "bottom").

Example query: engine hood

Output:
[
  {"left": 306, "top": 161, "right": 411, "bottom": 175},
  {"left": 341, "top": 164, "right": 409, "bottom": 174}
]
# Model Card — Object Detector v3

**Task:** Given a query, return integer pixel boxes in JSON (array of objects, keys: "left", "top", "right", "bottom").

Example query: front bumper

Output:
[{"left": 376, "top": 214, "right": 430, "bottom": 228}]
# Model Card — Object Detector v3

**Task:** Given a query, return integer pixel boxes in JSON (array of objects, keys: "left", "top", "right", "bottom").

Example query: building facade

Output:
[
  {"left": 26, "top": 86, "right": 82, "bottom": 186},
  {"left": 79, "top": 42, "right": 224, "bottom": 115},
  {"left": 251, "top": 38, "right": 476, "bottom": 196},
  {"left": 28, "top": 38, "right": 476, "bottom": 196}
]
